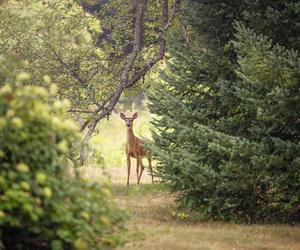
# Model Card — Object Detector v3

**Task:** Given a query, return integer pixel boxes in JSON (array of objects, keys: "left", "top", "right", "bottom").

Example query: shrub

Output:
[{"left": 0, "top": 77, "right": 126, "bottom": 249}]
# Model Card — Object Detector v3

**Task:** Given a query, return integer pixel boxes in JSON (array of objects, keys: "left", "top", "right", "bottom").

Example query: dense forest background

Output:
[{"left": 0, "top": 0, "right": 299, "bottom": 249}]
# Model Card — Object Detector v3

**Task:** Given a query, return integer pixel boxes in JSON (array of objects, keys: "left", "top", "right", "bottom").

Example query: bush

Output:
[{"left": 0, "top": 78, "right": 126, "bottom": 249}]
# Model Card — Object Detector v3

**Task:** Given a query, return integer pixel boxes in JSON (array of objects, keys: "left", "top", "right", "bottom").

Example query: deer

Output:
[{"left": 120, "top": 112, "right": 153, "bottom": 186}]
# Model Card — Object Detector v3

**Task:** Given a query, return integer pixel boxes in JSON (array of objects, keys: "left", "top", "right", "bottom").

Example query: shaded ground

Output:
[{"left": 84, "top": 166, "right": 300, "bottom": 250}]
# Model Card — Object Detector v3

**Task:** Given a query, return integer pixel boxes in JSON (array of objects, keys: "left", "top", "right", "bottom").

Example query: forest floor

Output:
[{"left": 84, "top": 166, "right": 300, "bottom": 250}]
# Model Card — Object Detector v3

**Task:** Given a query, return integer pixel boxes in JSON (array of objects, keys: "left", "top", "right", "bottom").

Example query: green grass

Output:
[
  {"left": 112, "top": 182, "right": 300, "bottom": 250},
  {"left": 111, "top": 183, "right": 169, "bottom": 196}
]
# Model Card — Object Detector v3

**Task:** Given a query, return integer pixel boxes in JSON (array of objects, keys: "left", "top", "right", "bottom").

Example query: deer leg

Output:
[
  {"left": 148, "top": 157, "right": 154, "bottom": 183},
  {"left": 138, "top": 158, "right": 144, "bottom": 184},
  {"left": 126, "top": 155, "right": 131, "bottom": 186},
  {"left": 136, "top": 155, "right": 140, "bottom": 184}
]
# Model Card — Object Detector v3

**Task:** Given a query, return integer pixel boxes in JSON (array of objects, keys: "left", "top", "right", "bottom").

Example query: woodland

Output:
[{"left": 0, "top": 0, "right": 299, "bottom": 249}]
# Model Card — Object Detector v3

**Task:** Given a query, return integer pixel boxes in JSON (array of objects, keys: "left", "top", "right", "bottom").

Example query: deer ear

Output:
[
  {"left": 132, "top": 112, "right": 138, "bottom": 120},
  {"left": 120, "top": 112, "right": 126, "bottom": 120}
]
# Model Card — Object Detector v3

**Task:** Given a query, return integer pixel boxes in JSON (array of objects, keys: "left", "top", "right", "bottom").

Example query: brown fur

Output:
[{"left": 120, "top": 112, "right": 153, "bottom": 185}]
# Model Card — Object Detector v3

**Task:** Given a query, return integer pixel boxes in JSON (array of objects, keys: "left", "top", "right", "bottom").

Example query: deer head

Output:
[{"left": 120, "top": 112, "right": 138, "bottom": 129}]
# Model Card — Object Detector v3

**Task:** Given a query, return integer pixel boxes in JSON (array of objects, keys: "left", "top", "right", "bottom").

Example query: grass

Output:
[
  {"left": 112, "top": 182, "right": 300, "bottom": 250},
  {"left": 111, "top": 183, "right": 170, "bottom": 196}
]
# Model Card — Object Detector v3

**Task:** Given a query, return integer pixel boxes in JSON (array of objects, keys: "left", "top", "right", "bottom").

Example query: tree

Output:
[
  {"left": 0, "top": 0, "right": 172, "bottom": 164},
  {"left": 148, "top": 0, "right": 300, "bottom": 222}
]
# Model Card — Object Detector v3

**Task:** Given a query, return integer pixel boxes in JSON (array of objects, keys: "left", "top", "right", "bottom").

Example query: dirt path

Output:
[{"left": 84, "top": 166, "right": 300, "bottom": 250}]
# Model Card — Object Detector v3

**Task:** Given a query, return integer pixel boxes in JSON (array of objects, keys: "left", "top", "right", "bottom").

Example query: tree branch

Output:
[{"left": 79, "top": 0, "right": 169, "bottom": 165}]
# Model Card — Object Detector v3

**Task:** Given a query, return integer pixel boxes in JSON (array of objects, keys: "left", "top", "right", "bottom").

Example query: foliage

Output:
[
  {"left": 0, "top": 0, "right": 170, "bottom": 125},
  {"left": 80, "top": 0, "right": 167, "bottom": 85},
  {"left": 0, "top": 64, "right": 126, "bottom": 249},
  {"left": 148, "top": 0, "right": 300, "bottom": 222},
  {"left": 0, "top": 0, "right": 107, "bottom": 114},
  {"left": 0, "top": 0, "right": 171, "bottom": 165}
]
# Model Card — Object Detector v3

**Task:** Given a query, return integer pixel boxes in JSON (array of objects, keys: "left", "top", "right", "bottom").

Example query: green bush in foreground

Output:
[{"left": 0, "top": 80, "right": 126, "bottom": 249}]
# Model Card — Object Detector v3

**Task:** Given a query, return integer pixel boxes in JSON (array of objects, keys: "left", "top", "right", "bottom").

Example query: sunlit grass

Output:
[{"left": 111, "top": 183, "right": 169, "bottom": 196}]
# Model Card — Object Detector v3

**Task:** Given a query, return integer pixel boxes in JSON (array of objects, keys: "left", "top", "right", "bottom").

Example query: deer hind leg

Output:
[
  {"left": 126, "top": 155, "right": 131, "bottom": 186},
  {"left": 138, "top": 158, "right": 144, "bottom": 184},
  {"left": 136, "top": 155, "right": 140, "bottom": 184},
  {"left": 148, "top": 157, "right": 154, "bottom": 183}
]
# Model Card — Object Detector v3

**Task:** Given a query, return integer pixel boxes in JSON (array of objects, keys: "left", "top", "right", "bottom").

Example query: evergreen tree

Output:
[{"left": 148, "top": 0, "right": 300, "bottom": 222}]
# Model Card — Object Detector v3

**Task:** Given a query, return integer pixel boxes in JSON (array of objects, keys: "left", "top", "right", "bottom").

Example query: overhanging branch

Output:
[{"left": 79, "top": 0, "right": 169, "bottom": 165}]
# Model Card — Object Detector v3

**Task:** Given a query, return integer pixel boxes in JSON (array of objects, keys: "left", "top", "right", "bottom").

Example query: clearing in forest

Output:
[{"left": 97, "top": 167, "right": 300, "bottom": 250}]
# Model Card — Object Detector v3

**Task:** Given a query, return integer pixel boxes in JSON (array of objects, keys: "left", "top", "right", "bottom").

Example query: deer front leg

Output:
[
  {"left": 136, "top": 155, "right": 140, "bottom": 184},
  {"left": 138, "top": 158, "right": 144, "bottom": 184},
  {"left": 126, "top": 155, "right": 131, "bottom": 186}
]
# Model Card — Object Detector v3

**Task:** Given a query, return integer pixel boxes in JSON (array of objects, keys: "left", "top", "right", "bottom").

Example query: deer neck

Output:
[{"left": 126, "top": 128, "right": 136, "bottom": 151}]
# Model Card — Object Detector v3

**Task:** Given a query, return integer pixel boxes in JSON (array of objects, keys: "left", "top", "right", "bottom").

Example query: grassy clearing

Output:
[{"left": 113, "top": 183, "right": 300, "bottom": 250}]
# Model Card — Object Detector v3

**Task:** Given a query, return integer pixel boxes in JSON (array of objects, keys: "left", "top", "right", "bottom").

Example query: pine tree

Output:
[{"left": 148, "top": 0, "right": 300, "bottom": 222}]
